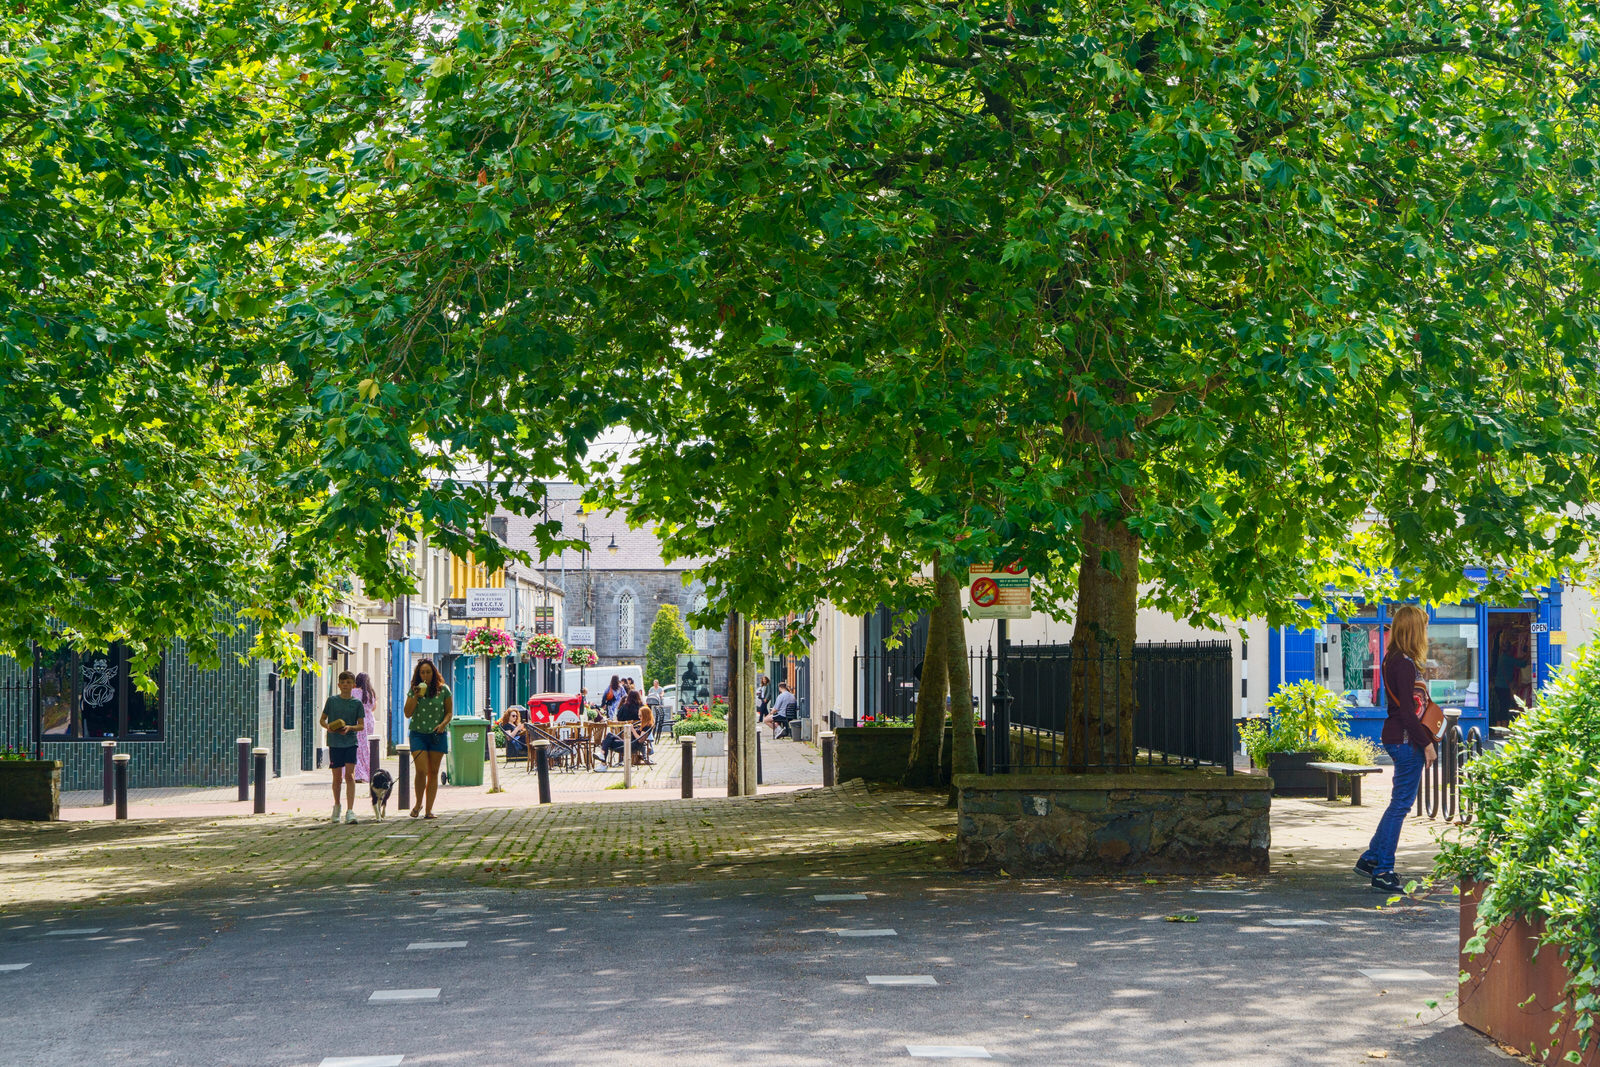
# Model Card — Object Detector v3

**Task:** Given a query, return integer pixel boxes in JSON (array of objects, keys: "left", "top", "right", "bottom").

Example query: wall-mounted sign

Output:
[
  {"left": 1549, "top": 630, "right": 1567, "bottom": 645},
  {"left": 1531, "top": 622, "right": 1550, "bottom": 633},
  {"left": 465, "top": 587, "right": 511, "bottom": 618},
  {"left": 445, "top": 598, "right": 468, "bottom": 620},
  {"left": 966, "top": 563, "right": 1032, "bottom": 619},
  {"left": 567, "top": 625, "right": 596, "bottom": 646}
]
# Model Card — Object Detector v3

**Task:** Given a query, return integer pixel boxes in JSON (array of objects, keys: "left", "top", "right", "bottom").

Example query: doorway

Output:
[{"left": 1486, "top": 612, "right": 1534, "bottom": 727}]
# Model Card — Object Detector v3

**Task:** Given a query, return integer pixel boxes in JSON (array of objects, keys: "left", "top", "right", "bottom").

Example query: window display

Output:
[
  {"left": 1321, "top": 622, "right": 1381, "bottom": 707},
  {"left": 1423, "top": 622, "right": 1478, "bottom": 707}
]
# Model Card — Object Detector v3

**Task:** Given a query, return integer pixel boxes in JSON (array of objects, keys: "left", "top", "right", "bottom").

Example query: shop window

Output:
[
  {"left": 38, "top": 644, "right": 164, "bottom": 741},
  {"left": 1423, "top": 622, "right": 1479, "bottom": 708},
  {"left": 1433, "top": 602, "right": 1476, "bottom": 620},
  {"left": 1322, "top": 623, "right": 1382, "bottom": 707}
]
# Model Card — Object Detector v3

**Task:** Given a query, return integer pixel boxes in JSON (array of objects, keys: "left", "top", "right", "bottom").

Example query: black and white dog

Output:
[{"left": 369, "top": 768, "right": 394, "bottom": 820}]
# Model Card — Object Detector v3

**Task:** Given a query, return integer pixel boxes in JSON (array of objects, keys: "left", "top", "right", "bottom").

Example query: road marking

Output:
[
  {"left": 1359, "top": 969, "right": 1441, "bottom": 983},
  {"left": 369, "top": 988, "right": 441, "bottom": 1002},
  {"left": 321, "top": 1058, "right": 405, "bottom": 1067},
  {"left": 837, "top": 929, "right": 897, "bottom": 938},
  {"left": 1263, "top": 918, "right": 1331, "bottom": 927},
  {"left": 0, "top": 963, "right": 31, "bottom": 971},
  {"left": 407, "top": 942, "right": 467, "bottom": 950},
  {"left": 906, "top": 1045, "right": 991, "bottom": 1059},
  {"left": 42, "top": 928, "right": 102, "bottom": 936},
  {"left": 868, "top": 975, "right": 937, "bottom": 986},
  {"left": 815, "top": 894, "right": 868, "bottom": 902},
  {"left": 1190, "top": 889, "right": 1249, "bottom": 895}
]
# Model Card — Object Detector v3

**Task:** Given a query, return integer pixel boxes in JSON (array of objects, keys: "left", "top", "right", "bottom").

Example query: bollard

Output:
[
  {"left": 755, "top": 728, "right": 763, "bottom": 786},
  {"left": 112, "top": 753, "right": 130, "bottom": 820},
  {"left": 828, "top": 710, "right": 839, "bottom": 732},
  {"left": 680, "top": 736, "right": 695, "bottom": 799},
  {"left": 820, "top": 732, "right": 835, "bottom": 788},
  {"left": 533, "top": 740, "right": 552, "bottom": 804},
  {"left": 236, "top": 737, "right": 251, "bottom": 802},
  {"left": 102, "top": 741, "right": 115, "bottom": 806},
  {"left": 369, "top": 736, "right": 380, "bottom": 780},
  {"left": 252, "top": 747, "right": 268, "bottom": 814},
  {"left": 397, "top": 744, "right": 411, "bottom": 811}
]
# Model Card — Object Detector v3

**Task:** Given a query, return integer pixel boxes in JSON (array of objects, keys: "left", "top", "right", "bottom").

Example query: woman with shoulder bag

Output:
[{"left": 1356, "top": 604, "right": 1439, "bottom": 893}]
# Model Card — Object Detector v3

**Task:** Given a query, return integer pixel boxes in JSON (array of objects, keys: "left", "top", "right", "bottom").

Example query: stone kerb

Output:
[{"left": 954, "top": 770, "right": 1271, "bottom": 876}]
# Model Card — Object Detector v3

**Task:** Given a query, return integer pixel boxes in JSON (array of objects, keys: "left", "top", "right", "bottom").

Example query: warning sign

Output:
[{"left": 967, "top": 563, "right": 1031, "bottom": 619}]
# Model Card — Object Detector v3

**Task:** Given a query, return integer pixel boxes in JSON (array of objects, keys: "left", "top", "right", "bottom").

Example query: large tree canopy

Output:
[{"left": 7, "top": 0, "right": 1600, "bottom": 703}]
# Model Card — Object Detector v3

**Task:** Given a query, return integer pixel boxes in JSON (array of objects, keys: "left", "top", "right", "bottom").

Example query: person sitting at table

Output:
[
  {"left": 496, "top": 707, "right": 528, "bottom": 759},
  {"left": 613, "top": 687, "right": 653, "bottom": 765}
]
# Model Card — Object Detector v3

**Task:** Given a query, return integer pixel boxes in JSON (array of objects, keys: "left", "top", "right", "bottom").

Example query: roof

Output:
[{"left": 495, "top": 481, "right": 709, "bottom": 573}]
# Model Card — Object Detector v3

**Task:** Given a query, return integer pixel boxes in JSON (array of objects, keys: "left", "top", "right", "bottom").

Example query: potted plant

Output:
[
  {"left": 0, "top": 745, "right": 61, "bottom": 821},
  {"left": 1238, "top": 680, "right": 1381, "bottom": 795},
  {"left": 672, "top": 707, "right": 728, "bottom": 755},
  {"left": 461, "top": 626, "right": 515, "bottom": 658},
  {"left": 1436, "top": 645, "right": 1599, "bottom": 1067}
]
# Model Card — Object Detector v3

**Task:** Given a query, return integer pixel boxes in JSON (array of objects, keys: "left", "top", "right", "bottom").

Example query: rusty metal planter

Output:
[{"left": 1460, "top": 879, "right": 1598, "bottom": 1066}]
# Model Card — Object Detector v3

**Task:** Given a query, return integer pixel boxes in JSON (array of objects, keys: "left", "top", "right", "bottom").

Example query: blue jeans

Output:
[{"left": 1361, "top": 743, "right": 1424, "bottom": 874}]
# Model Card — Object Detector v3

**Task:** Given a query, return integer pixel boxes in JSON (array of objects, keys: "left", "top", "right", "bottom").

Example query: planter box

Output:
[
  {"left": 1265, "top": 751, "right": 1345, "bottom": 796},
  {"left": 1460, "top": 879, "right": 1598, "bottom": 1066},
  {"left": 0, "top": 760, "right": 62, "bottom": 821},
  {"left": 690, "top": 731, "right": 726, "bottom": 756},
  {"left": 835, "top": 726, "right": 987, "bottom": 783},
  {"left": 956, "top": 770, "right": 1272, "bottom": 875}
]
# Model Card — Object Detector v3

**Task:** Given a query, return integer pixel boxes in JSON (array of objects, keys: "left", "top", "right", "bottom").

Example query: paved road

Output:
[{"left": 1, "top": 870, "right": 1496, "bottom": 1067}]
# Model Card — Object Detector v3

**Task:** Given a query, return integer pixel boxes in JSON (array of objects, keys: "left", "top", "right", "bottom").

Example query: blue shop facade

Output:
[{"left": 1267, "top": 573, "right": 1563, "bottom": 743}]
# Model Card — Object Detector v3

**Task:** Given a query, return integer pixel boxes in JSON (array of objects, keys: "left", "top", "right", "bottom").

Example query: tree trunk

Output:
[
  {"left": 905, "top": 562, "right": 949, "bottom": 788},
  {"left": 1068, "top": 515, "right": 1141, "bottom": 769},
  {"left": 941, "top": 566, "right": 977, "bottom": 780},
  {"left": 727, "top": 612, "right": 743, "bottom": 796},
  {"left": 740, "top": 615, "right": 757, "bottom": 795}
]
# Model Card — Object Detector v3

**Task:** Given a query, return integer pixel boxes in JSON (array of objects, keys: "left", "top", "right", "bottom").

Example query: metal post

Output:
[
  {"left": 236, "top": 738, "right": 251, "bottom": 802},
  {"left": 252, "top": 747, "right": 268, "bottom": 814},
  {"left": 756, "top": 728, "right": 763, "bottom": 786},
  {"left": 820, "top": 732, "right": 835, "bottom": 788},
  {"left": 112, "top": 753, "right": 130, "bottom": 820},
  {"left": 397, "top": 743, "right": 411, "bottom": 810},
  {"left": 101, "top": 741, "right": 115, "bottom": 806},
  {"left": 533, "top": 740, "right": 552, "bottom": 804},
  {"left": 680, "top": 736, "right": 694, "bottom": 798},
  {"left": 368, "top": 736, "right": 380, "bottom": 782}
]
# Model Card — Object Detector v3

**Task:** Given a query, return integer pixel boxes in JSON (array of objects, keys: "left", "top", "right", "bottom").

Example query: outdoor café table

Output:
[{"left": 582, "top": 719, "right": 637, "bottom": 787}]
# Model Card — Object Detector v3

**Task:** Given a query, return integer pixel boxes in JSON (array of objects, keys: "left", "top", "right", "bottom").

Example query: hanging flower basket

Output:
[
  {"left": 461, "top": 627, "right": 515, "bottom": 657},
  {"left": 567, "top": 646, "right": 598, "bottom": 668},
  {"left": 525, "top": 634, "right": 566, "bottom": 660}
]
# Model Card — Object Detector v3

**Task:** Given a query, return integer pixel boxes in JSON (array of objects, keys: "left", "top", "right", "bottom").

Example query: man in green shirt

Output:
[{"left": 320, "top": 670, "right": 365, "bottom": 824}]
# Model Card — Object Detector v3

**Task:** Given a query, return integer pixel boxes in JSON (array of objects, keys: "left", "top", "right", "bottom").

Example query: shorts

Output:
[
  {"left": 409, "top": 729, "right": 449, "bottom": 754},
  {"left": 328, "top": 745, "right": 358, "bottom": 769}
]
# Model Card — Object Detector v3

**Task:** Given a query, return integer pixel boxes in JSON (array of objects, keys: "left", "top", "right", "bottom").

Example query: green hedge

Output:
[{"left": 1437, "top": 643, "right": 1600, "bottom": 1048}]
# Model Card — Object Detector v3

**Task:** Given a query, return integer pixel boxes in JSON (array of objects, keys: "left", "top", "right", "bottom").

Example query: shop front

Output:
[{"left": 1268, "top": 578, "right": 1563, "bottom": 744}]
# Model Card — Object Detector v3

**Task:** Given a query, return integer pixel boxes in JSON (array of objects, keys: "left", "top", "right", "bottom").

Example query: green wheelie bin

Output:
[{"left": 446, "top": 718, "right": 488, "bottom": 787}]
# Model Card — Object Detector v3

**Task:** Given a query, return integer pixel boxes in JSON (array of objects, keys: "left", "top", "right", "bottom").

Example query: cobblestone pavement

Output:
[
  {"left": 57, "top": 733, "right": 823, "bottom": 820},
  {"left": 4, "top": 781, "right": 954, "bottom": 912}
]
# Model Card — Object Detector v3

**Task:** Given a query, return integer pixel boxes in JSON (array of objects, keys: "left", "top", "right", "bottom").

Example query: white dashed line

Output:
[
  {"left": 1359, "top": 968, "right": 1441, "bottom": 982},
  {"left": 868, "top": 975, "right": 938, "bottom": 986},
  {"left": 837, "top": 929, "right": 897, "bottom": 938},
  {"left": 321, "top": 1058, "right": 405, "bottom": 1067},
  {"left": 1263, "top": 918, "right": 1331, "bottom": 927},
  {"left": 42, "top": 928, "right": 103, "bottom": 936},
  {"left": 0, "top": 964, "right": 31, "bottom": 971},
  {"left": 815, "top": 894, "right": 868, "bottom": 902},
  {"left": 406, "top": 942, "right": 467, "bottom": 950},
  {"left": 906, "top": 1045, "right": 991, "bottom": 1059},
  {"left": 369, "top": 988, "right": 441, "bottom": 1002}
]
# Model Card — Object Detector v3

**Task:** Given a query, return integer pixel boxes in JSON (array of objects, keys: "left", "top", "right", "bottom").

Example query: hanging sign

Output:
[
  {"left": 465, "top": 587, "right": 511, "bottom": 617},
  {"left": 967, "top": 563, "right": 1032, "bottom": 619}
]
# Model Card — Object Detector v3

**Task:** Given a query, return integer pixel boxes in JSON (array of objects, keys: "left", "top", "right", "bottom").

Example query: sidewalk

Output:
[{"left": 57, "top": 733, "right": 825, "bottom": 822}]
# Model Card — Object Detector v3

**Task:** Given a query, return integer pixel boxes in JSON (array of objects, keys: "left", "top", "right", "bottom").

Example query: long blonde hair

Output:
[{"left": 1388, "top": 603, "right": 1429, "bottom": 663}]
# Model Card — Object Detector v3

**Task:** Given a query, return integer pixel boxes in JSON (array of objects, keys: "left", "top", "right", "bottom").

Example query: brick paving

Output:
[{"left": 2, "top": 781, "right": 955, "bottom": 912}]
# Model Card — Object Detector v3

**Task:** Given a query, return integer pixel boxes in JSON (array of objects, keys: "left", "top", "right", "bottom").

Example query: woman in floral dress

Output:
[{"left": 353, "top": 671, "right": 379, "bottom": 782}]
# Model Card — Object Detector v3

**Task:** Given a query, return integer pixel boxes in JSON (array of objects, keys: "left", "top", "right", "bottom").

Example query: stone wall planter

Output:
[
  {"left": 835, "top": 726, "right": 986, "bottom": 783},
  {"left": 1459, "top": 879, "right": 1598, "bottom": 1066},
  {"left": 1265, "top": 751, "right": 1341, "bottom": 796},
  {"left": 955, "top": 770, "right": 1271, "bottom": 876},
  {"left": 0, "top": 760, "right": 62, "bottom": 821}
]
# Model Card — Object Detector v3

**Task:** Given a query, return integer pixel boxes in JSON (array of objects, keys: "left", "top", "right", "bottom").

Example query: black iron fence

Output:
[
  {"left": 852, "top": 640, "right": 1234, "bottom": 774},
  {"left": 1415, "top": 719, "right": 1485, "bottom": 824},
  {"left": 1, "top": 657, "right": 32, "bottom": 756}
]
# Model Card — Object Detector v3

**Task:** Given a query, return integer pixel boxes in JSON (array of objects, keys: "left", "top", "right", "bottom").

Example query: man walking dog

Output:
[{"left": 321, "top": 670, "right": 365, "bottom": 823}]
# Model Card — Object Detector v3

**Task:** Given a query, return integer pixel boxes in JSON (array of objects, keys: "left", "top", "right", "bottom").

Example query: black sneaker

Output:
[
  {"left": 1371, "top": 871, "right": 1404, "bottom": 893},
  {"left": 1354, "top": 857, "right": 1377, "bottom": 878}
]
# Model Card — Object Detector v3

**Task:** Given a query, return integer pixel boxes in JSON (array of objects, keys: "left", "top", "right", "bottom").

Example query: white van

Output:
[{"left": 561, "top": 663, "right": 644, "bottom": 703}]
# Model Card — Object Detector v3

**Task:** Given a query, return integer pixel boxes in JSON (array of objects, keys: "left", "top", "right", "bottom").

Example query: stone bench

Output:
[{"left": 1305, "top": 762, "right": 1382, "bottom": 806}]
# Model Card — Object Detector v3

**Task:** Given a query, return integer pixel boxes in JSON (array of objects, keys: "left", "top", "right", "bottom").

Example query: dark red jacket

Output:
[{"left": 1380, "top": 653, "right": 1436, "bottom": 748}]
